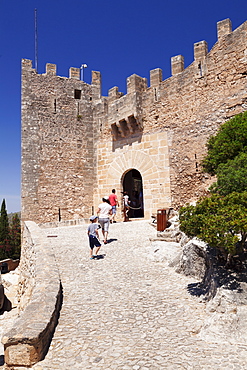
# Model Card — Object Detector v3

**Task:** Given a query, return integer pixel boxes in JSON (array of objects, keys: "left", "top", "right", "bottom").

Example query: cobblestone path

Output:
[{"left": 32, "top": 221, "right": 247, "bottom": 369}]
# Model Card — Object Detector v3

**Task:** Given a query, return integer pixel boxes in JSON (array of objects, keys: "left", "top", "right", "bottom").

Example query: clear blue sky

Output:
[{"left": 0, "top": 0, "right": 247, "bottom": 213}]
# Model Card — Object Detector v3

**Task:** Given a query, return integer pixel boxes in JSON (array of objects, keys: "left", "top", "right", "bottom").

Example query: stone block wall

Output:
[
  {"left": 104, "top": 19, "right": 247, "bottom": 208},
  {"left": 2, "top": 221, "right": 61, "bottom": 368},
  {"left": 16, "top": 222, "right": 36, "bottom": 311}
]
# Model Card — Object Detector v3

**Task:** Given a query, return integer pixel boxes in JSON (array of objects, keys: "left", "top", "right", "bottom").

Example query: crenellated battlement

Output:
[
  {"left": 21, "top": 17, "right": 240, "bottom": 102},
  {"left": 217, "top": 18, "right": 232, "bottom": 39},
  {"left": 106, "top": 18, "right": 236, "bottom": 99},
  {"left": 22, "top": 58, "right": 101, "bottom": 88},
  {"left": 106, "top": 17, "right": 247, "bottom": 140},
  {"left": 69, "top": 67, "right": 80, "bottom": 80},
  {"left": 150, "top": 68, "right": 163, "bottom": 87},
  {"left": 46, "top": 63, "right": 56, "bottom": 75},
  {"left": 171, "top": 56, "right": 184, "bottom": 76}
]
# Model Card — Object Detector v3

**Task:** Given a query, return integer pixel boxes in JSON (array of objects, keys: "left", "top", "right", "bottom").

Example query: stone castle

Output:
[{"left": 22, "top": 18, "right": 247, "bottom": 224}]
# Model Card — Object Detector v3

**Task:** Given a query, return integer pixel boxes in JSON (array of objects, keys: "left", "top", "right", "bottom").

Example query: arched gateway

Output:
[
  {"left": 122, "top": 169, "right": 144, "bottom": 218},
  {"left": 96, "top": 137, "right": 172, "bottom": 221}
]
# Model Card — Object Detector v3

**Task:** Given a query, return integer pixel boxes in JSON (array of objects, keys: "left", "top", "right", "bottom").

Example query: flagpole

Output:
[{"left": 34, "top": 8, "right": 38, "bottom": 71}]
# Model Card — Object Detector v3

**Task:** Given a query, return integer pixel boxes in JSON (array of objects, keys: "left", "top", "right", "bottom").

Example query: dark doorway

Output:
[{"left": 123, "top": 169, "right": 144, "bottom": 218}]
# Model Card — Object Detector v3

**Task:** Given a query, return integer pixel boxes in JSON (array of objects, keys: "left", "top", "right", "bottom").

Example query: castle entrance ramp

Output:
[{"left": 28, "top": 221, "right": 247, "bottom": 369}]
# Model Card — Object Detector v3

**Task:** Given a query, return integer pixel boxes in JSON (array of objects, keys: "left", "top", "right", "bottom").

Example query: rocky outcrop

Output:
[
  {"left": 150, "top": 214, "right": 209, "bottom": 279},
  {"left": 199, "top": 282, "right": 247, "bottom": 344},
  {"left": 175, "top": 239, "right": 209, "bottom": 280},
  {"left": 150, "top": 213, "right": 247, "bottom": 346}
]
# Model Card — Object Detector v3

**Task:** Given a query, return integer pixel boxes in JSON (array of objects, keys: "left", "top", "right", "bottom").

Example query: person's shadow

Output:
[
  {"left": 95, "top": 254, "right": 106, "bottom": 260},
  {"left": 106, "top": 238, "right": 117, "bottom": 244}
]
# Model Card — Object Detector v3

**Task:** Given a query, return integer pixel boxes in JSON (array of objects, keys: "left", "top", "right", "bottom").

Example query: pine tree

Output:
[
  {"left": 9, "top": 213, "right": 21, "bottom": 259},
  {"left": 0, "top": 199, "right": 10, "bottom": 260}
]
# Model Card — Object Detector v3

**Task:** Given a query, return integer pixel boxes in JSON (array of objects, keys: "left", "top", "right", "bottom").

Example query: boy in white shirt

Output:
[{"left": 87, "top": 215, "right": 101, "bottom": 259}]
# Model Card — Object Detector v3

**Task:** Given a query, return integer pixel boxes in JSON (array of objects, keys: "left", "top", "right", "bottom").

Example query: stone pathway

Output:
[{"left": 26, "top": 220, "right": 247, "bottom": 369}]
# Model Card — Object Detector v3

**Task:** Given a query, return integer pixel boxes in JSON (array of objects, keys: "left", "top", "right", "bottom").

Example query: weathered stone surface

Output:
[
  {"left": 149, "top": 212, "right": 247, "bottom": 353},
  {"left": 164, "top": 215, "right": 247, "bottom": 347},
  {"left": 176, "top": 239, "right": 209, "bottom": 279},
  {"left": 146, "top": 240, "right": 181, "bottom": 265},
  {"left": 200, "top": 284, "right": 247, "bottom": 345},
  {"left": 152, "top": 213, "right": 209, "bottom": 279},
  {"left": 5, "top": 343, "right": 39, "bottom": 366}
]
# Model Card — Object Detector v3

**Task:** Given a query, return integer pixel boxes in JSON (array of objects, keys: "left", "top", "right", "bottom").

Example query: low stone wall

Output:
[
  {"left": 0, "top": 259, "right": 19, "bottom": 273},
  {"left": 2, "top": 221, "right": 62, "bottom": 368},
  {"left": 39, "top": 217, "right": 86, "bottom": 229}
]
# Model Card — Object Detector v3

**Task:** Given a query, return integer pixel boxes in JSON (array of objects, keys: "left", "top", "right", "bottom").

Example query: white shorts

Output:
[{"left": 98, "top": 218, "right": 110, "bottom": 232}]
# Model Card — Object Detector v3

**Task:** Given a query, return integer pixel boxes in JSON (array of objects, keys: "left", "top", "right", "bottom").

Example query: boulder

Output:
[{"left": 176, "top": 238, "right": 208, "bottom": 280}]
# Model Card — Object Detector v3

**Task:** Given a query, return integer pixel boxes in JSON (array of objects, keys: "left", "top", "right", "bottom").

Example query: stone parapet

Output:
[
  {"left": 46, "top": 63, "right": 57, "bottom": 75},
  {"left": 194, "top": 40, "right": 208, "bottom": 60},
  {"left": 217, "top": 18, "right": 232, "bottom": 39},
  {"left": 69, "top": 67, "right": 80, "bottom": 80},
  {"left": 171, "top": 55, "right": 184, "bottom": 75},
  {"left": 150, "top": 68, "right": 163, "bottom": 87},
  {"left": 39, "top": 217, "right": 86, "bottom": 229},
  {"left": 2, "top": 221, "right": 62, "bottom": 368},
  {"left": 127, "top": 74, "right": 147, "bottom": 94}
]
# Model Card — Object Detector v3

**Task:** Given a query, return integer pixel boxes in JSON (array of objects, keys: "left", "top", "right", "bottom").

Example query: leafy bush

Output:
[
  {"left": 202, "top": 111, "right": 247, "bottom": 175},
  {"left": 210, "top": 152, "right": 247, "bottom": 196},
  {"left": 180, "top": 112, "right": 247, "bottom": 266},
  {"left": 179, "top": 192, "right": 247, "bottom": 259}
]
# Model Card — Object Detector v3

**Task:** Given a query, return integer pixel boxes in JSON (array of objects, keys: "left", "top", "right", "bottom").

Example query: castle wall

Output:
[
  {"left": 22, "top": 19, "right": 247, "bottom": 223},
  {"left": 104, "top": 19, "right": 247, "bottom": 209}
]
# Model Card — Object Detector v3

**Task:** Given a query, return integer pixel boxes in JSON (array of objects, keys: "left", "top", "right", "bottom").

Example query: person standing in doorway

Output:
[
  {"left": 109, "top": 189, "right": 119, "bottom": 223},
  {"left": 97, "top": 196, "right": 112, "bottom": 244},
  {"left": 123, "top": 191, "right": 130, "bottom": 221}
]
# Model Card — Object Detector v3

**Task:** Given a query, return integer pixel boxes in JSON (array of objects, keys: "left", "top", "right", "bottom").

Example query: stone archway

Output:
[
  {"left": 96, "top": 133, "right": 172, "bottom": 220},
  {"left": 122, "top": 169, "right": 144, "bottom": 218}
]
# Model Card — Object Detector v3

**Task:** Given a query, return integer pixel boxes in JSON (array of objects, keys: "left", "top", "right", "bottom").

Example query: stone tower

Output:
[{"left": 21, "top": 61, "right": 102, "bottom": 223}]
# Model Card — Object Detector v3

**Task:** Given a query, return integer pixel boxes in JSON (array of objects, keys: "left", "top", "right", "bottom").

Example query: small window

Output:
[
  {"left": 74, "top": 89, "right": 81, "bottom": 99},
  {"left": 198, "top": 62, "right": 202, "bottom": 77}
]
